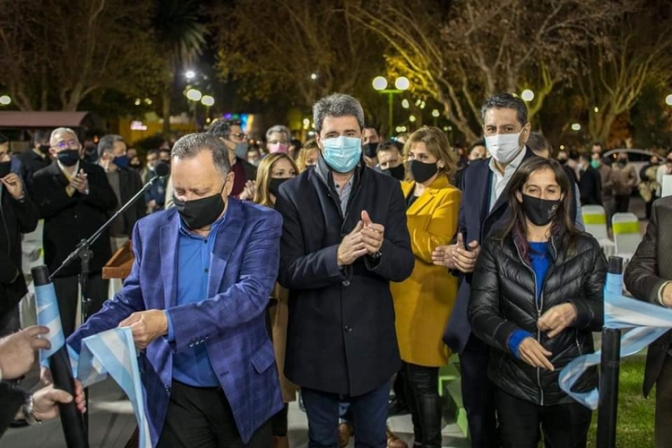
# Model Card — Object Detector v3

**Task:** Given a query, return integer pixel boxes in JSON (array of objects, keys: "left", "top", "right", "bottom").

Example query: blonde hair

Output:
[
  {"left": 404, "top": 126, "right": 457, "bottom": 181},
  {"left": 253, "top": 153, "right": 299, "bottom": 208},
  {"left": 296, "top": 139, "right": 319, "bottom": 172}
]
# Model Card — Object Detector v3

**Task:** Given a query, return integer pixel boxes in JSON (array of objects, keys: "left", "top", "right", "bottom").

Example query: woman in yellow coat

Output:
[{"left": 390, "top": 126, "right": 461, "bottom": 448}]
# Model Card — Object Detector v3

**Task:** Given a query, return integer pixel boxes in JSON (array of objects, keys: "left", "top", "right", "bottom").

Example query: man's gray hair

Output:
[
  {"left": 266, "top": 125, "right": 291, "bottom": 142},
  {"left": 171, "top": 133, "right": 231, "bottom": 179},
  {"left": 313, "top": 93, "right": 365, "bottom": 134},
  {"left": 481, "top": 93, "right": 528, "bottom": 127},
  {"left": 50, "top": 127, "right": 78, "bottom": 146},
  {"left": 97, "top": 134, "right": 125, "bottom": 158}
]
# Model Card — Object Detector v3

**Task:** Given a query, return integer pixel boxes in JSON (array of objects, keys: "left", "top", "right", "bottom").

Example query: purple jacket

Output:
[{"left": 67, "top": 198, "right": 283, "bottom": 445}]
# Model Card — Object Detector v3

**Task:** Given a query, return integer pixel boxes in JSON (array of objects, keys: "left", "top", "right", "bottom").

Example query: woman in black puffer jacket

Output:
[{"left": 468, "top": 157, "right": 606, "bottom": 448}]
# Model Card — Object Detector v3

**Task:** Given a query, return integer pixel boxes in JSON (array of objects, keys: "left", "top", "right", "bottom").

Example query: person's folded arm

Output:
[
  {"left": 166, "top": 212, "right": 282, "bottom": 353},
  {"left": 624, "top": 203, "right": 668, "bottom": 305},
  {"left": 468, "top": 239, "right": 522, "bottom": 353},
  {"left": 274, "top": 188, "right": 348, "bottom": 290}
]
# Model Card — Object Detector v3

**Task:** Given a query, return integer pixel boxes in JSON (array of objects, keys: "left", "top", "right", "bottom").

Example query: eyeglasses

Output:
[{"left": 53, "top": 139, "right": 79, "bottom": 150}]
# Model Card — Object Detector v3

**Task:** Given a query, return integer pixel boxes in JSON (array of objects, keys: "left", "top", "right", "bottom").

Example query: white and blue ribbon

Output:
[
  {"left": 559, "top": 272, "right": 671, "bottom": 409},
  {"left": 36, "top": 282, "right": 150, "bottom": 447}
]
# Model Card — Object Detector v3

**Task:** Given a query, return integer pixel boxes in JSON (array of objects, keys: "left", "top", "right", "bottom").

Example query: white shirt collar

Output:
[{"left": 487, "top": 146, "right": 526, "bottom": 177}]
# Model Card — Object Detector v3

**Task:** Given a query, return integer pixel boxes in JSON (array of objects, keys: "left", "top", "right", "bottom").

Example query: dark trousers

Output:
[
  {"left": 460, "top": 334, "right": 498, "bottom": 448},
  {"left": 646, "top": 194, "right": 657, "bottom": 220},
  {"left": 401, "top": 362, "right": 441, "bottom": 448},
  {"left": 614, "top": 194, "right": 631, "bottom": 214},
  {"left": 302, "top": 382, "right": 390, "bottom": 448},
  {"left": 157, "top": 380, "right": 272, "bottom": 448},
  {"left": 0, "top": 306, "right": 20, "bottom": 337},
  {"left": 270, "top": 403, "right": 288, "bottom": 437},
  {"left": 655, "top": 354, "right": 672, "bottom": 448},
  {"left": 496, "top": 389, "right": 591, "bottom": 448},
  {"left": 52, "top": 273, "right": 108, "bottom": 338}
]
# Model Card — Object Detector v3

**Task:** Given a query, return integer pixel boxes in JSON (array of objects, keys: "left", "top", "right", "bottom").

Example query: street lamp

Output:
[
  {"left": 185, "top": 70, "right": 196, "bottom": 80},
  {"left": 571, "top": 123, "right": 581, "bottom": 131},
  {"left": 432, "top": 109, "right": 440, "bottom": 126},
  {"left": 373, "top": 76, "right": 411, "bottom": 133},
  {"left": 521, "top": 89, "right": 535, "bottom": 102},
  {"left": 186, "top": 88, "right": 202, "bottom": 102},
  {"left": 201, "top": 95, "right": 215, "bottom": 107},
  {"left": 666, "top": 94, "right": 672, "bottom": 106},
  {"left": 0, "top": 95, "right": 12, "bottom": 106},
  {"left": 310, "top": 73, "right": 318, "bottom": 81}
]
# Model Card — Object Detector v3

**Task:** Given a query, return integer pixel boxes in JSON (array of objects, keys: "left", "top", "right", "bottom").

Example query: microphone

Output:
[{"left": 152, "top": 160, "right": 170, "bottom": 178}]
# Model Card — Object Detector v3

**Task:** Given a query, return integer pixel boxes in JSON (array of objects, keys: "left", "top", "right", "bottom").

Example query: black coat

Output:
[
  {"left": 468, "top": 232, "right": 606, "bottom": 406},
  {"left": 275, "top": 157, "right": 415, "bottom": 396},
  {"left": 0, "top": 382, "right": 25, "bottom": 438},
  {"left": 16, "top": 149, "right": 50, "bottom": 197},
  {"left": 624, "top": 196, "right": 672, "bottom": 397},
  {"left": 33, "top": 161, "right": 117, "bottom": 277},
  {"left": 0, "top": 161, "right": 39, "bottom": 320},
  {"left": 116, "top": 167, "right": 146, "bottom": 236},
  {"left": 578, "top": 165, "right": 602, "bottom": 206}
]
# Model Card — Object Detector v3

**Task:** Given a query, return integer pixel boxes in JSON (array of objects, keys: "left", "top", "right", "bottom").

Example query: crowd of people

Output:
[{"left": 0, "top": 91, "right": 671, "bottom": 448}]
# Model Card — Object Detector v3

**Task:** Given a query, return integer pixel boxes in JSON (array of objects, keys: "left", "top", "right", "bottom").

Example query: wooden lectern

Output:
[{"left": 102, "top": 241, "right": 134, "bottom": 280}]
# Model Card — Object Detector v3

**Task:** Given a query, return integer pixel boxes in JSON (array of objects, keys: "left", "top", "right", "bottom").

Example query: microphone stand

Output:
[{"left": 48, "top": 171, "right": 167, "bottom": 433}]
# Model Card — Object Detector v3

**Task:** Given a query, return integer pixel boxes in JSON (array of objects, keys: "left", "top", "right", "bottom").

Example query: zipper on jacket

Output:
[{"left": 514, "top": 240, "right": 545, "bottom": 406}]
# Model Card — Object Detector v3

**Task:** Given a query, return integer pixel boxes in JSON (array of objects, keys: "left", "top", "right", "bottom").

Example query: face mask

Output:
[
  {"left": 484, "top": 132, "right": 522, "bottom": 164},
  {"left": 363, "top": 142, "right": 378, "bottom": 158},
  {"left": 173, "top": 184, "right": 226, "bottom": 230},
  {"left": 57, "top": 149, "right": 80, "bottom": 167},
  {"left": 114, "top": 155, "right": 130, "bottom": 169},
  {"left": 235, "top": 142, "right": 249, "bottom": 159},
  {"left": 269, "top": 178, "right": 289, "bottom": 197},
  {"left": 130, "top": 162, "right": 142, "bottom": 169},
  {"left": 590, "top": 159, "right": 601, "bottom": 169},
  {"left": 558, "top": 157, "right": 568, "bottom": 165},
  {"left": 0, "top": 161, "right": 11, "bottom": 179},
  {"left": 321, "top": 136, "right": 362, "bottom": 173},
  {"left": 408, "top": 160, "right": 438, "bottom": 183},
  {"left": 388, "top": 164, "right": 406, "bottom": 181},
  {"left": 38, "top": 144, "right": 51, "bottom": 155},
  {"left": 268, "top": 143, "right": 289, "bottom": 154},
  {"left": 521, "top": 194, "right": 561, "bottom": 227},
  {"left": 247, "top": 158, "right": 260, "bottom": 167}
]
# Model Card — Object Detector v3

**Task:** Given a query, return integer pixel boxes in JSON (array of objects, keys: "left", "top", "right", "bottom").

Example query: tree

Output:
[
  {"left": 0, "top": 0, "right": 158, "bottom": 111},
  {"left": 153, "top": 0, "right": 207, "bottom": 136},
  {"left": 576, "top": 0, "right": 672, "bottom": 143},
  {"left": 351, "top": 0, "right": 635, "bottom": 142},
  {"left": 213, "top": 0, "right": 386, "bottom": 113}
]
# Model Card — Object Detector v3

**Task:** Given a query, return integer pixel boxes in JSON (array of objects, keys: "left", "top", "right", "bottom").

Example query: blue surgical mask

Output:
[
  {"left": 321, "top": 136, "right": 362, "bottom": 173},
  {"left": 235, "top": 142, "right": 249, "bottom": 159},
  {"left": 113, "top": 155, "right": 129, "bottom": 168}
]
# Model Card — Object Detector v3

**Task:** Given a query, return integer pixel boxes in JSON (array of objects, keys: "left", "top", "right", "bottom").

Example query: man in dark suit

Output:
[
  {"left": 624, "top": 196, "right": 672, "bottom": 448},
  {"left": 32, "top": 128, "right": 118, "bottom": 337},
  {"left": 64, "top": 133, "right": 283, "bottom": 446},
  {"left": 206, "top": 119, "right": 257, "bottom": 198},
  {"left": 0, "top": 143, "right": 38, "bottom": 335},
  {"left": 275, "top": 93, "right": 414, "bottom": 447},
  {"left": 578, "top": 153, "right": 603, "bottom": 205},
  {"left": 97, "top": 134, "right": 146, "bottom": 252},
  {"left": 16, "top": 130, "right": 51, "bottom": 196},
  {"left": 433, "top": 93, "right": 535, "bottom": 448}
]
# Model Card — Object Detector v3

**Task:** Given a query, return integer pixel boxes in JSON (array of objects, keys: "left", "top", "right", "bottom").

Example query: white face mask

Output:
[{"left": 485, "top": 132, "right": 522, "bottom": 164}]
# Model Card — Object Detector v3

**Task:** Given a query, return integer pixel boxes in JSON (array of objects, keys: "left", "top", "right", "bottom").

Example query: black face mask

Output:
[
  {"left": 57, "top": 149, "right": 80, "bottom": 167},
  {"left": 408, "top": 160, "right": 438, "bottom": 184},
  {"left": 0, "top": 161, "right": 11, "bottom": 179},
  {"left": 363, "top": 142, "right": 378, "bottom": 158},
  {"left": 521, "top": 194, "right": 561, "bottom": 226},
  {"left": 38, "top": 145, "right": 51, "bottom": 155},
  {"left": 557, "top": 157, "right": 568, "bottom": 165},
  {"left": 388, "top": 164, "right": 406, "bottom": 181},
  {"left": 173, "top": 185, "right": 226, "bottom": 230},
  {"left": 269, "top": 178, "right": 289, "bottom": 197}
]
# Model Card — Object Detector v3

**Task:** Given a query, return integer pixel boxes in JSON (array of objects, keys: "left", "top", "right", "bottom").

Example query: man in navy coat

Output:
[{"left": 66, "top": 133, "right": 283, "bottom": 447}]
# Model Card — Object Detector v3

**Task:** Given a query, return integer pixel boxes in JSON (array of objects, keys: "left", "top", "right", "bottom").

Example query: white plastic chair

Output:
[
  {"left": 582, "top": 205, "right": 615, "bottom": 257},
  {"left": 612, "top": 212, "right": 642, "bottom": 263}
]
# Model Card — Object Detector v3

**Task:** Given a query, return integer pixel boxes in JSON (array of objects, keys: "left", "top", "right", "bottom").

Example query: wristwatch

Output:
[{"left": 22, "top": 394, "right": 41, "bottom": 426}]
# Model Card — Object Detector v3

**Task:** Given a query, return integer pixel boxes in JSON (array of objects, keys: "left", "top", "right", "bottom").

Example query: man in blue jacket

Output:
[{"left": 65, "top": 133, "right": 283, "bottom": 447}]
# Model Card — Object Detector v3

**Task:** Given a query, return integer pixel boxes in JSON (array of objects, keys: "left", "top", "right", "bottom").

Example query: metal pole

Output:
[
  {"left": 388, "top": 92, "right": 394, "bottom": 136},
  {"left": 597, "top": 256, "right": 624, "bottom": 448}
]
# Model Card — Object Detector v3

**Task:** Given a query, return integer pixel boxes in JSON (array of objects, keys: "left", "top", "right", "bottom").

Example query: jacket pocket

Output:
[{"left": 250, "top": 340, "right": 276, "bottom": 374}]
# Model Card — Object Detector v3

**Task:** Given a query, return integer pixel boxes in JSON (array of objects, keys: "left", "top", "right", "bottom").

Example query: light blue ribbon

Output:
[
  {"left": 36, "top": 282, "right": 150, "bottom": 447},
  {"left": 559, "top": 272, "right": 671, "bottom": 409}
]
